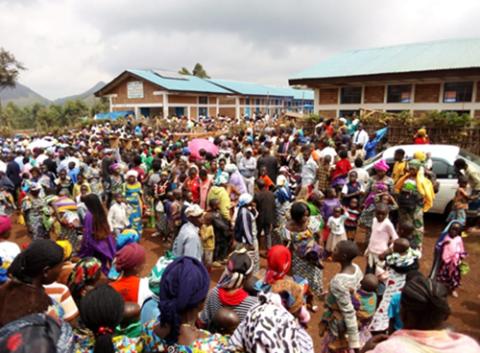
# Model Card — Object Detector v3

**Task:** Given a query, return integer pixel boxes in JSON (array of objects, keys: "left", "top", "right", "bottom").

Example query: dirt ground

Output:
[{"left": 9, "top": 214, "right": 480, "bottom": 348}]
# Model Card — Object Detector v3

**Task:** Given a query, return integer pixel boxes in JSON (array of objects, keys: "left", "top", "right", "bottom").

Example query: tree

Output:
[
  {"left": 90, "top": 97, "right": 109, "bottom": 116},
  {"left": 192, "top": 63, "right": 210, "bottom": 78},
  {"left": 0, "top": 48, "right": 25, "bottom": 90},
  {"left": 178, "top": 67, "right": 192, "bottom": 75}
]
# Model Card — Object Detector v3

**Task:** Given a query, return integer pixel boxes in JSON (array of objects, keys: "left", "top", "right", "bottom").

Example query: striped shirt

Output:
[
  {"left": 44, "top": 282, "right": 79, "bottom": 322},
  {"left": 200, "top": 286, "right": 258, "bottom": 326}
]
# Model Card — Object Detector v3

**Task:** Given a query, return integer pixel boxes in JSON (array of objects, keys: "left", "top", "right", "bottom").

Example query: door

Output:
[
  {"left": 430, "top": 158, "right": 457, "bottom": 214},
  {"left": 175, "top": 107, "right": 185, "bottom": 117}
]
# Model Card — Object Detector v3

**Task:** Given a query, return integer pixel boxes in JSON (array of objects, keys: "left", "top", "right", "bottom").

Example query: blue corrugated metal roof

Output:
[
  {"left": 291, "top": 38, "right": 480, "bottom": 80},
  {"left": 127, "top": 69, "right": 231, "bottom": 94},
  {"left": 209, "top": 78, "right": 313, "bottom": 99}
]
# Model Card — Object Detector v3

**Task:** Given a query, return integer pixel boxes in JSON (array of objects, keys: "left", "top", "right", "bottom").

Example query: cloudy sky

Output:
[{"left": 1, "top": 0, "right": 479, "bottom": 99}]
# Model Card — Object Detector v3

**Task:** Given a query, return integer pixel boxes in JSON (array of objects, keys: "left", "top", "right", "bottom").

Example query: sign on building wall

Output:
[{"left": 127, "top": 81, "right": 144, "bottom": 99}]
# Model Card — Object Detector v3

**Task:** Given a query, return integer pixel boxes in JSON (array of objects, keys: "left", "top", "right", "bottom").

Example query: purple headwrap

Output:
[
  {"left": 158, "top": 256, "right": 210, "bottom": 344},
  {"left": 373, "top": 159, "right": 390, "bottom": 172}
]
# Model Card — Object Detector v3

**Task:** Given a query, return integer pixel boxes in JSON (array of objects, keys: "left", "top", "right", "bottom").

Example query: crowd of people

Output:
[{"left": 0, "top": 115, "right": 478, "bottom": 353}]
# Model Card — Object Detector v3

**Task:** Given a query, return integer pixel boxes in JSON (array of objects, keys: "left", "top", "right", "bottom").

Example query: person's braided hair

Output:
[
  {"left": 80, "top": 285, "right": 124, "bottom": 353},
  {"left": 401, "top": 275, "right": 450, "bottom": 330}
]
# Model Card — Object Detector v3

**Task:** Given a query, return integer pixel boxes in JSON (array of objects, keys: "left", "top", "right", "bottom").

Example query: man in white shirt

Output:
[
  {"left": 352, "top": 123, "right": 369, "bottom": 147},
  {"left": 238, "top": 147, "right": 257, "bottom": 195},
  {"left": 108, "top": 194, "right": 131, "bottom": 235}
]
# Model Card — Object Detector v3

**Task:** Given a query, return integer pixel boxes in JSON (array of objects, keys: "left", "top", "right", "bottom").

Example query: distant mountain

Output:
[
  {"left": 54, "top": 81, "right": 106, "bottom": 105},
  {"left": 0, "top": 82, "right": 51, "bottom": 107}
]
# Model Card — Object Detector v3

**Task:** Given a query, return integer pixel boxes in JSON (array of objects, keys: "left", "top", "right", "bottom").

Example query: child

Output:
[
  {"left": 72, "top": 173, "right": 91, "bottom": 200},
  {"left": 0, "top": 216, "right": 20, "bottom": 284},
  {"left": 200, "top": 212, "right": 215, "bottom": 271},
  {"left": 341, "top": 170, "right": 363, "bottom": 207},
  {"left": 321, "top": 188, "right": 341, "bottom": 245},
  {"left": 210, "top": 198, "right": 230, "bottom": 265},
  {"left": 365, "top": 204, "right": 398, "bottom": 275},
  {"left": 108, "top": 193, "right": 131, "bottom": 236},
  {"left": 326, "top": 207, "right": 348, "bottom": 253},
  {"left": 436, "top": 222, "right": 467, "bottom": 297},
  {"left": 212, "top": 307, "right": 240, "bottom": 336},
  {"left": 321, "top": 274, "right": 379, "bottom": 351},
  {"left": 0, "top": 187, "right": 16, "bottom": 216},
  {"left": 344, "top": 198, "right": 360, "bottom": 241},
  {"left": 447, "top": 176, "right": 472, "bottom": 225},
  {"left": 55, "top": 169, "right": 72, "bottom": 197},
  {"left": 258, "top": 166, "right": 274, "bottom": 190}
]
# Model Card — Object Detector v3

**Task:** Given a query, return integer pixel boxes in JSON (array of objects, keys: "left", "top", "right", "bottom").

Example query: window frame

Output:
[
  {"left": 443, "top": 82, "right": 473, "bottom": 103},
  {"left": 387, "top": 84, "right": 412, "bottom": 103},
  {"left": 340, "top": 87, "right": 362, "bottom": 104}
]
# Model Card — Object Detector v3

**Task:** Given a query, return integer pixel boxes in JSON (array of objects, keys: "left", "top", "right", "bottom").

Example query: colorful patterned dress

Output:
[
  {"left": 124, "top": 182, "right": 143, "bottom": 235},
  {"left": 359, "top": 177, "right": 394, "bottom": 230},
  {"left": 21, "top": 195, "right": 48, "bottom": 240},
  {"left": 142, "top": 320, "right": 228, "bottom": 353},
  {"left": 281, "top": 216, "right": 324, "bottom": 297},
  {"left": 73, "top": 328, "right": 142, "bottom": 353}
]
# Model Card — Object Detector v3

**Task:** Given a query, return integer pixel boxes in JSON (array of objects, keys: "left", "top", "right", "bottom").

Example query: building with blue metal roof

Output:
[
  {"left": 289, "top": 38, "right": 480, "bottom": 119},
  {"left": 95, "top": 69, "right": 313, "bottom": 118}
]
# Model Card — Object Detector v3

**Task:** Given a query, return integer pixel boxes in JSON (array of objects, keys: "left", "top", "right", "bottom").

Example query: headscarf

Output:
[
  {"left": 271, "top": 279, "right": 304, "bottom": 314},
  {"left": 373, "top": 159, "right": 389, "bottom": 172},
  {"left": 225, "top": 163, "right": 238, "bottom": 174},
  {"left": 158, "top": 256, "right": 210, "bottom": 345},
  {"left": 395, "top": 159, "right": 435, "bottom": 212},
  {"left": 56, "top": 240, "right": 72, "bottom": 260},
  {"left": 0, "top": 313, "right": 73, "bottom": 353},
  {"left": 116, "top": 228, "right": 140, "bottom": 250},
  {"left": 0, "top": 215, "right": 12, "bottom": 234},
  {"left": 214, "top": 172, "right": 229, "bottom": 186},
  {"left": 8, "top": 240, "right": 64, "bottom": 284},
  {"left": 67, "top": 257, "right": 102, "bottom": 299},
  {"left": 126, "top": 170, "right": 139, "bottom": 179},
  {"left": 413, "top": 151, "right": 427, "bottom": 162},
  {"left": 238, "top": 193, "right": 253, "bottom": 208},
  {"left": 435, "top": 220, "right": 463, "bottom": 251},
  {"left": 115, "top": 243, "right": 146, "bottom": 272},
  {"left": 265, "top": 245, "right": 291, "bottom": 285},
  {"left": 417, "top": 128, "right": 427, "bottom": 137},
  {"left": 218, "top": 248, "right": 254, "bottom": 290}
]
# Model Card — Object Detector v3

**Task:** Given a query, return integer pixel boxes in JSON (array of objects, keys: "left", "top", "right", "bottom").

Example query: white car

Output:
[{"left": 362, "top": 144, "right": 480, "bottom": 214}]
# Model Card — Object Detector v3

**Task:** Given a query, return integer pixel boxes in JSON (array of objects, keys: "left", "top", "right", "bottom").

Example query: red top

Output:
[
  {"left": 331, "top": 159, "right": 352, "bottom": 180},
  {"left": 414, "top": 137, "right": 430, "bottom": 145},
  {"left": 132, "top": 166, "right": 146, "bottom": 183},
  {"left": 185, "top": 176, "right": 201, "bottom": 204},
  {"left": 110, "top": 275, "right": 140, "bottom": 303}
]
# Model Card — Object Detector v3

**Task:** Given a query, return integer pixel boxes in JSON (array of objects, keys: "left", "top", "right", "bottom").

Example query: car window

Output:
[
  {"left": 459, "top": 149, "right": 480, "bottom": 166},
  {"left": 431, "top": 158, "right": 454, "bottom": 179}
]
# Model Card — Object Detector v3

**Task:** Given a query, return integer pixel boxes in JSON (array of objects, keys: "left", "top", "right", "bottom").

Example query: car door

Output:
[{"left": 430, "top": 158, "right": 457, "bottom": 214}]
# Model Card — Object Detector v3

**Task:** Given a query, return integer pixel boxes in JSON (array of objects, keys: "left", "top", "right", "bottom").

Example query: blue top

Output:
[{"left": 388, "top": 292, "right": 403, "bottom": 331}]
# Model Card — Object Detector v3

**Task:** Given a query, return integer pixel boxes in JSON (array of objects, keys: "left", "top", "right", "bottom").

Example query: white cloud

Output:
[{"left": 1, "top": 0, "right": 480, "bottom": 99}]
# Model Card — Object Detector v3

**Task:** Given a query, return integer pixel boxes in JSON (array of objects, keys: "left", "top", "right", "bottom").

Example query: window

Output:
[
  {"left": 255, "top": 98, "right": 260, "bottom": 106},
  {"left": 198, "top": 107, "right": 208, "bottom": 117},
  {"left": 245, "top": 97, "right": 250, "bottom": 105},
  {"left": 431, "top": 159, "right": 455, "bottom": 179},
  {"left": 340, "top": 87, "right": 362, "bottom": 104},
  {"left": 387, "top": 85, "right": 412, "bottom": 103},
  {"left": 339, "top": 110, "right": 360, "bottom": 118},
  {"left": 443, "top": 82, "right": 473, "bottom": 103},
  {"left": 198, "top": 96, "right": 208, "bottom": 104}
]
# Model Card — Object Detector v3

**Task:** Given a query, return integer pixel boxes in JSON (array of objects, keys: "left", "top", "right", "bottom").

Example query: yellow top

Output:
[
  {"left": 200, "top": 224, "right": 215, "bottom": 250},
  {"left": 392, "top": 161, "right": 407, "bottom": 183}
]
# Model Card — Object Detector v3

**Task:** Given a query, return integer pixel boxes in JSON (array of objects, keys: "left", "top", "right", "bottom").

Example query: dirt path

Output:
[{"left": 9, "top": 214, "right": 480, "bottom": 347}]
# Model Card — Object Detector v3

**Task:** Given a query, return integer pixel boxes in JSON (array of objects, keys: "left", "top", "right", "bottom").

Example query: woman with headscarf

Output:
[
  {"left": 199, "top": 248, "right": 258, "bottom": 329},
  {"left": 395, "top": 159, "right": 435, "bottom": 248},
  {"left": 359, "top": 160, "right": 394, "bottom": 237},
  {"left": 225, "top": 163, "right": 247, "bottom": 203},
  {"left": 429, "top": 221, "right": 467, "bottom": 298},
  {"left": 413, "top": 128, "right": 430, "bottom": 145},
  {"left": 255, "top": 245, "right": 292, "bottom": 292},
  {"left": 110, "top": 243, "right": 152, "bottom": 306},
  {"left": 21, "top": 182, "right": 48, "bottom": 240},
  {"left": 228, "top": 278, "right": 314, "bottom": 353},
  {"left": 361, "top": 275, "right": 480, "bottom": 353},
  {"left": 233, "top": 193, "right": 259, "bottom": 272},
  {"left": 142, "top": 256, "right": 228, "bottom": 352},
  {"left": 0, "top": 240, "right": 64, "bottom": 326},
  {"left": 280, "top": 202, "right": 324, "bottom": 298},
  {"left": 67, "top": 257, "right": 103, "bottom": 304},
  {"left": 207, "top": 171, "right": 231, "bottom": 222},
  {"left": 123, "top": 170, "right": 144, "bottom": 235},
  {"left": 78, "top": 194, "right": 116, "bottom": 274}
]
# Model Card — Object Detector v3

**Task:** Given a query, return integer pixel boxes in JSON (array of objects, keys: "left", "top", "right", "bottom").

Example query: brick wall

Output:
[
  {"left": 111, "top": 78, "right": 163, "bottom": 104},
  {"left": 318, "top": 109, "right": 337, "bottom": 119},
  {"left": 319, "top": 89, "right": 338, "bottom": 104},
  {"left": 414, "top": 84, "right": 440, "bottom": 103},
  {"left": 219, "top": 96, "right": 236, "bottom": 105},
  {"left": 364, "top": 86, "right": 385, "bottom": 103},
  {"left": 219, "top": 107, "right": 236, "bottom": 117},
  {"left": 169, "top": 95, "right": 197, "bottom": 104}
]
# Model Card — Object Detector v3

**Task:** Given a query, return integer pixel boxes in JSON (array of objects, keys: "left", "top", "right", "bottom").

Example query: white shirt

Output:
[
  {"left": 0, "top": 240, "right": 21, "bottom": 267},
  {"left": 353, "top": 130, "right": 369, "bottom": 146},
  {"left": 108, "top": 202, "right": 130, "bottom": 230},
  {"left": 318, "top": 147, "right": 337, "bottom": 163},
  {"left": 327, "top": 215, "right": 347, "bottom": 236},
  {"left": 350, "top": 168, "right": 370, "bottom": 189}
]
